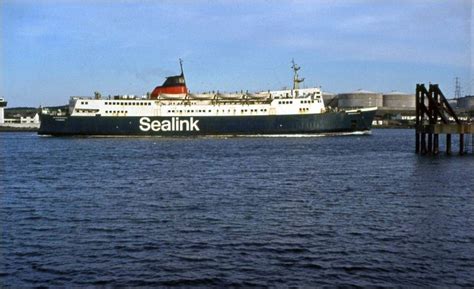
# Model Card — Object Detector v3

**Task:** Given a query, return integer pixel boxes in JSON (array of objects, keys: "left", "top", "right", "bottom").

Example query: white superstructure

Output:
[{"left": 60, "top": 87, "right": 325, "bottom": 118}]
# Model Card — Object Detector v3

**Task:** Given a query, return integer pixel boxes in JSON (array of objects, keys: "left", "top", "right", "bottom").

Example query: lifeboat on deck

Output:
[
  {"left": 246, "top": 92, "right": 271, "bottom": 100},
  {"left": 217, "top": 92, "right": 244, "bottom": 100},
  {"left": 188, "top": 93, "right": 215, "bottom": 100},
  {"left": 158, "top": 93, "right": 187, "bottom": 100}
]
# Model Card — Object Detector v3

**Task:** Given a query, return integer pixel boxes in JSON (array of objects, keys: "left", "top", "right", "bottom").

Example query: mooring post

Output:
[
  {"left": 446, "top": 134, "right": 452, "bottom": 155},
  {"left": 433, "top": 134, "right": 439, "bottom": 155},
  {"left": 460, "top": 134, "right": 464, "bottom": 155}
]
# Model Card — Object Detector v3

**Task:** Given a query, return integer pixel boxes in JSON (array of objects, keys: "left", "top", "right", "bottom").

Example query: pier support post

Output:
[
  {"left": 460, "top": 134, "right": 464, "bottom": 155},
  {"left": 446, "top": 134, "right": 451, "bottom": 155},
  {"left": 427, "top": 133, "right": 433, "bottom": 154},
  {"left": 421, "top": 133, "right": 427, "bottom": 155},
  {"left": 416, "top": 132, "right": 420, "bottom": 153},
  {"left": 472, "top": 134, "right": 474, "bottom": 154},
  {"left": 433, "top": 134, "right": 439, "bottom": 155}
]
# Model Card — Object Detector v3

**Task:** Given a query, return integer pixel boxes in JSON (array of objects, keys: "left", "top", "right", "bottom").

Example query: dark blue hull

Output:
[{"left": 38, "top": 111, "right": 376, "bottom": 136}]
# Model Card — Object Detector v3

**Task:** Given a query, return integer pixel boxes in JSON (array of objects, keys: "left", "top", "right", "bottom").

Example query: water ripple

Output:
[{"left": 1, "top": 130, "right": 474, "bottom": 287}]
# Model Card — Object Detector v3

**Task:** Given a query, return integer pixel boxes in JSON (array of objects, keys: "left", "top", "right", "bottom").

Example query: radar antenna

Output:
[{"left": 291, "top": 59, "right": 305, "bottom": 90}]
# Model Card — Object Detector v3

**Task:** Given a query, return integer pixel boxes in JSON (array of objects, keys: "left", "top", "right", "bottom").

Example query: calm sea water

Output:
[{"left": 1, "top": 129, "right": 473, "bottom": 287}]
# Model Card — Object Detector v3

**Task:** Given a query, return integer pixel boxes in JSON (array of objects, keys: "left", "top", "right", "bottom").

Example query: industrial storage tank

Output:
[
  {"left": 457, "top": 95, "right": 474, "bottom": 110},
  {"left": 447, "top": 99, "right": 458, "bottom": 109},
  {"left": 322, "top": 92, "right": 337, "bottom": 107},
  {"left": 337, "top": 90, "right": 383, "bottom": 108},
  {"left": 382, "top": 91, "right": 415, "bottom": 110}
]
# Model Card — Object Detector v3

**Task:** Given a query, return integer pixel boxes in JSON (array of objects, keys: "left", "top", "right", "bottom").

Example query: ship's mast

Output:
[{"left": 291, "top": 59, "right": 305, "bottom": 91}]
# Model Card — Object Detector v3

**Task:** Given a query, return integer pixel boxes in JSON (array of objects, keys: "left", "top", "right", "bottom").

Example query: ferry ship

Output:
[{"left": 38, "top": 60, "right": 376, "bottom": 136}]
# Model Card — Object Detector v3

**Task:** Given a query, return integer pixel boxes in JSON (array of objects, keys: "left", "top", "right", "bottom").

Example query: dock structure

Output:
[{"left": 415, "top": 84, "right": 474, "bottom": 155}]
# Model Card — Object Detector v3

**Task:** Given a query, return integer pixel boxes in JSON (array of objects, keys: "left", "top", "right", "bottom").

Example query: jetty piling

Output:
[{"left": 415, "top": 84, "right": 474, "bottom": 155}]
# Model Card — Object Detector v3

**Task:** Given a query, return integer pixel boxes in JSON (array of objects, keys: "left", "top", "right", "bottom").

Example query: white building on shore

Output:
[
  {"left": 0, "top": 97, "right": 6, "bottom": 124},
  {"left": 0, "top": 98, "right": 40, "bottom": 129}
]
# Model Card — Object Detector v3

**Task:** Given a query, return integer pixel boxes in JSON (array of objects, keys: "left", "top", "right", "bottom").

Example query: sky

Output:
[{"left": 1, "top": 0, "right": 472, "bottom": 107}]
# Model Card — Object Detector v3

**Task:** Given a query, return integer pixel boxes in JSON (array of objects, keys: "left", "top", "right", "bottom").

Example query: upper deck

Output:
[{"left": 58, "top": 88, "right": 325, "bottom": 118}]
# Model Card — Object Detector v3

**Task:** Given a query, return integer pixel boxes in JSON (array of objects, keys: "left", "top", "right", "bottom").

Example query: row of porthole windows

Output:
[
  {"left": 167, "top": 102, "right": 199, "bottom": 105},
  {"left": 167, "top": 109, "right": 269, "bottom": 113},
  {"left": 168, "top": 109, "right": 212, "bottom": 113},
  {"left": 105, "top": 110, "right": 127, "bottom": 114},
  {"left": 299, "top": 108, "right": 310, "bottom": 112},
  {"left": 277, "top": 100, "right": 315, "bottom": 105},
  {"left": 80, "top": 101, "right": 89, "bottom": 105},
  {"left": 104, "top": 101, "right": 151, "bottom": 106},
  {"left": 241, "top": 109, "right": 267, "bottom": 113}
]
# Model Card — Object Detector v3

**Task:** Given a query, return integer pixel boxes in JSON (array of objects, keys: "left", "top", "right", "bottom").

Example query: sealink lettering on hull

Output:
[{"left": 139, "top": 117, "right": 200, "bottom": 132}]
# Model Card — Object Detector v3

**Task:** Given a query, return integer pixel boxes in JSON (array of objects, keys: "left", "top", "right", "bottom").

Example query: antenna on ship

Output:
[
  {"left": 291, "top": 59, "right": 305, "bottom": 89},
  {"left": 179, "top": 58, "right": 184, "bottom": 76},
  {"left": 291, "top": 59, "right": 305, "bottom": 96}
]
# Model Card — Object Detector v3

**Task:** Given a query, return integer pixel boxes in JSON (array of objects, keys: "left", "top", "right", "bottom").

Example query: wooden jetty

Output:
[{"left": 415, "top": 84, "right": 474, "bottom": 155}]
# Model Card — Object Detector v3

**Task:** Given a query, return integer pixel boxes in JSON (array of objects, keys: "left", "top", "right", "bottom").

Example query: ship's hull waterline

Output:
[{"left": 38, "top": 110, "right": 376, "bottom": 136}]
